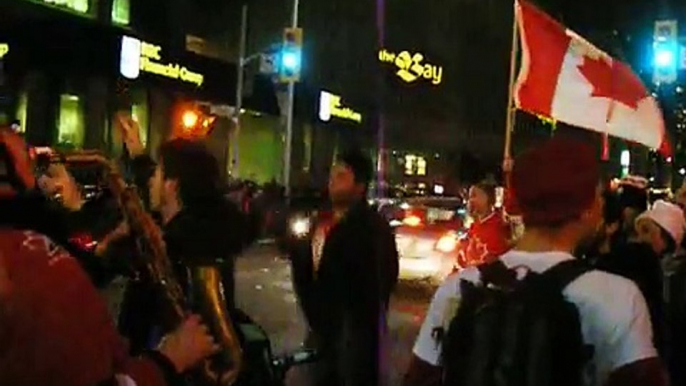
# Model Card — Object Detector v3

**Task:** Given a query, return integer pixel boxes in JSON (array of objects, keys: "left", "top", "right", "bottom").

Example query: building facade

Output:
[{"left": 0, "top": 0, "right": 285, "bottom": 182}]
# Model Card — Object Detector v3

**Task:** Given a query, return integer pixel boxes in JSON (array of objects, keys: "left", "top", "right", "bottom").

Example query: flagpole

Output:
[
  {"left": 503, "top": 0, "right": 520, "bottom": 161},
  {"left": 503, "top": 0, "right": 523, "bottom": 239}
]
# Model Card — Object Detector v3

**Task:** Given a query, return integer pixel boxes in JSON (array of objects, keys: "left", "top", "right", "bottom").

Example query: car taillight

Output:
[
  {"left": 436, "top": 232, "right": 458, "bottom": 253},
  {"left": 403, "top": 215, "right": 422, "bottom": 227}
]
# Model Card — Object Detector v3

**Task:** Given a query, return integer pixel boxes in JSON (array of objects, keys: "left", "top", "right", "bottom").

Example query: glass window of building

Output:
[
  {"left": 131, "top": 104, "right": 149, "bottom": 148},
  {"left": 15, "top": 92, "right": 28, "bottom": 133},
  {"left": 112, "top": 0, "right": 130, "bottom": 25},
  {"left": 35, "top": 0, "right": 91, "bottom": 15},
  {"left": 57, "top": 94, "right": 85, "bottom": 150}
]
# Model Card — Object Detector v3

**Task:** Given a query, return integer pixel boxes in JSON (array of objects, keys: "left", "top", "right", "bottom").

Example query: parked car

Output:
[{"left": 388, "top": 197, "right": 467, "bottom": 283}]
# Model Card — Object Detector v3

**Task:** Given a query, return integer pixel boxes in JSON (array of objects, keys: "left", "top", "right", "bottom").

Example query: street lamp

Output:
[
  {"left": 233, "top": 5, "right": 276, "bottom": 179},
  {"left": 182, "top": 110, "right": 199, "bottom": 129},
  {"left": 283, "top": 0, "right": 301, "bottom": 199}
]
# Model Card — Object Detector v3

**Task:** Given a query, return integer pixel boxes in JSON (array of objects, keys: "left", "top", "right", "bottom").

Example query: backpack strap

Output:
[
  {"left": 478, "top": 260, "right": 519, "bottom": 289},
  {"left": 538, "top": 259, "right": 592, "bottom": 293}
]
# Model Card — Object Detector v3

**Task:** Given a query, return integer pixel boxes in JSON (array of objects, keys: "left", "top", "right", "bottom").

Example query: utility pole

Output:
[
  {"left": 232, "top": 3, "right": 248, "bottom": 179},
  {"left": 284, "top": 0, "right": 300, "bottom": 198}
]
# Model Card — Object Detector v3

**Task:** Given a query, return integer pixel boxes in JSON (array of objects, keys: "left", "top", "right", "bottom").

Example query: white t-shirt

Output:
[{"left": 412, "top": 251, "right": 657, "bottom": 386}]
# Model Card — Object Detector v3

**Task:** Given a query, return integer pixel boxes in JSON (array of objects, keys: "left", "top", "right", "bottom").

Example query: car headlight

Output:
[
  {"left": 290, "top": 217, "right": 311, "bottom": 238},
  {"left": 436, "top": 231, "right": 458, "bottom": 253}
]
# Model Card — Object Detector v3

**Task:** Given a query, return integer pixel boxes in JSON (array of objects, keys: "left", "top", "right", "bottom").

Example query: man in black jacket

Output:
[
  {"left": 116, "top": 115, "right": 247, "bottom": 351},
  {"left": 289, "top": 151, "right": 399, "bottom": 386}
]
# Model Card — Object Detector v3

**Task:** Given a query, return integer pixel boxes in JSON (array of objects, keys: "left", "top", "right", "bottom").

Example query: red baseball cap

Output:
[{"left": 512, "top": 137, "right": 600, "bottom": 227}]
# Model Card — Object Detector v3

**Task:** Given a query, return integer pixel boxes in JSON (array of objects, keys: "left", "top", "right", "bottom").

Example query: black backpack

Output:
[{"left": 440, "top": 259, "right": 594, "bottom": 386}]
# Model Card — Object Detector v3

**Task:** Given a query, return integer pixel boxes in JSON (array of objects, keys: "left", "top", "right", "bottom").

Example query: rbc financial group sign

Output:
[{"left": 120, "top": 36, "right": 205, "bottom": 86}]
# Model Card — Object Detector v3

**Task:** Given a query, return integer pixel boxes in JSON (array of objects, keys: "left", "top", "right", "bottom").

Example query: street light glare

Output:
[
  {"left": 182, "top": 110, "right": 199, "bottom": 128},
  {"left": 282, "top": 51, "right": 300, "bottom": 70},
  {"left": 655, "top": 49, "right": 674, "bottom": 68}
]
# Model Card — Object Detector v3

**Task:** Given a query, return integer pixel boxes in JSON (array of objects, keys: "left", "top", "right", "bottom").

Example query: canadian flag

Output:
[{"left": 514, "top": 0, "right": 671, "bottom": 156}]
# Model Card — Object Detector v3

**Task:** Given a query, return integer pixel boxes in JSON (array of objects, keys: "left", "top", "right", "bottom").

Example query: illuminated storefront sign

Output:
[
  {"left": 0, "top": 44, "right": 9, "bottom": 59},
  {"left": 120, "top": 36, "right": 204, "bottom": 86},
  {"left": 378, "top": 49, "right": 443, "bottom": 86},
  {"left": 319, "top": 91, "right": 362, "bottom": 123}
]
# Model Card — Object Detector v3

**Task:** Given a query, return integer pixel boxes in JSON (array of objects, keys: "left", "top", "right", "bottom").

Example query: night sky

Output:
[{"left": 202, "top": 0, "right": 673, "bottom": 162}]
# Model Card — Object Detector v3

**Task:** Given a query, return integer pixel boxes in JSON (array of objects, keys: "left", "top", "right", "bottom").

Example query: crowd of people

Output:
[
  {"left": 2, "top": 108, "right": 686, "bottom": 386},
  {"left": 0, "top": 113, "right": 398, "bottom": 386},
  {"left": 403, "top": 138, "right": 686, "bottom": 386}
]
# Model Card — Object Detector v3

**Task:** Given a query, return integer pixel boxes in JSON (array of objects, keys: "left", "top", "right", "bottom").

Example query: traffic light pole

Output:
[
  {"left": 284, "top": 0, "right": 300, "bottom": 198},
  {"left": 232, "top": 3, "right": 249, "bottom": 179}
]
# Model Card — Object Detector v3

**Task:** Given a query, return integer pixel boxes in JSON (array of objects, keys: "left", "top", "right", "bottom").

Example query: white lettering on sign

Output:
[
  {"left": 319, "top": 91, "right": 362, "bottom": 124},
  {"left": 378, "top": 49, "right": 443, "bottom": 86}
]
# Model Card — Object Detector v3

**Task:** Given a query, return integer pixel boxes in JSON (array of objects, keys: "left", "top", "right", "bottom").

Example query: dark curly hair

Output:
[
  {"left": 338, "top": 150, "right": 373, "bottom": 189},
  {"left": 159, "top": 139, "right": 223, "bottom": 207}
]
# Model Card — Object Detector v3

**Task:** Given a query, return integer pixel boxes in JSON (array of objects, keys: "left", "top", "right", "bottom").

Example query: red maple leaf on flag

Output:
[{"left": 577, "top": 55, "right": 648, "bottom": 110}]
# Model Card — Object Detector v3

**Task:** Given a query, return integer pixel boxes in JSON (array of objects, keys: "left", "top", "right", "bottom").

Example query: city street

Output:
[{"left": 235, "top": 243, "right": 436, "bottom": 385}]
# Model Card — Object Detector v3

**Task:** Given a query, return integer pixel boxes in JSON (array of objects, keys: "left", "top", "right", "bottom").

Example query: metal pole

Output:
[
  {"left": 284, "top": 0, "right": 300, "bottom": 198},
  {"left": 376, "top": 0, "right": 386, "bottom": 199},
  {"left": 232, "top": 4, "right": 248, "bottom": 179},
  {"left": 503, "top": 0, "right": 519, "bottom": 162}
]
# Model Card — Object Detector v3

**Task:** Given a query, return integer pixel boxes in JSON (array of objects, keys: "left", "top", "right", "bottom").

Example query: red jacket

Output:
[
  {"left": 0, "top": 228, "right": 168, "bottom": 386},
  {"left": 458, "top": 211, "right": 511, "bottom": 268}
]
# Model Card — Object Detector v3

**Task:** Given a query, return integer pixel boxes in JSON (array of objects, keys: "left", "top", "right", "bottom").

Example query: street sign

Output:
[{"left": 259, "top": 53, "right": 277, "bottom": 75}]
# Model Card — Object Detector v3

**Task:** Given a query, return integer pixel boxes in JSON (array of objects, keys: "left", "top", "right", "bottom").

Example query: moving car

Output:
[{"left": 387, "top": 197, "right": 467, "bottom": 282}]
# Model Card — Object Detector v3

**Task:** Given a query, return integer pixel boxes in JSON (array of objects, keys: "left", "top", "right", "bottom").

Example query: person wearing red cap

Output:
[
  {"left": 0, "top": 127, "right": 219, "bottom": 386},
  {"left": 404, "top": 137, "right": 667, "bottom": 386}
]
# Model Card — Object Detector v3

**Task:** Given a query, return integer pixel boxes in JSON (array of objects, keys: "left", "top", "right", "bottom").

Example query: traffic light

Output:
[
  {"left": 653, "top": 20, "right": 678, "bottom": 85},
  {"left": 279, "top": 28, "right": 303, "bottom": 83}
]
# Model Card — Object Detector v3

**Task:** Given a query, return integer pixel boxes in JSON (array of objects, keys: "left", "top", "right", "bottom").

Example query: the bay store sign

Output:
[{"left": 119, "top": 36, "right": 205, "bottom": 86}]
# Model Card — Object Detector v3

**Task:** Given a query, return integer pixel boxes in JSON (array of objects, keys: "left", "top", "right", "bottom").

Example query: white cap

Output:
[{"left": 636, "top": 200, "right": 686, "bottom": 246}]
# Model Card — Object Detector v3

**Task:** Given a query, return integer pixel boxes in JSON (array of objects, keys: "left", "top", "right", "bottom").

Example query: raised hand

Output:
[{"left": 115, "top": 112, "right": 145, "bottom": 157}]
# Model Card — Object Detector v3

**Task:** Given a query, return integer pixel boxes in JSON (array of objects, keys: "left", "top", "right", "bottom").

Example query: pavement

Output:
[{"left": 235, "top": 243, "right": 436, "bottom": 386}]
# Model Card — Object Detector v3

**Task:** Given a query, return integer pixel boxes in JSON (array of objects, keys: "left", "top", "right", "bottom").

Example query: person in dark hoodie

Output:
[
  {"left": 115, "top": 114, "right": 246, "bottom": 347},
  {"left": 288, "top": 150, "right": 399, "bottom": 386},
  {"left": 591, "top": 190, "right": 667, "bottom": 356}
]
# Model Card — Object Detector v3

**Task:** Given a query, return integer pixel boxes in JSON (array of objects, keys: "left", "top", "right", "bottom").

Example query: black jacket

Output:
[
  {"left": 663, "top": 254, "right": 686, "bottom": 386},
  {"left": 289, "top": 201, "right": 399, "bottom": 386},
  {"left": 595, "top": 240, "right": 666, "bottom": 356},
  {"left": 129, "top": 154, "right": 246, "bottom": 307}
]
